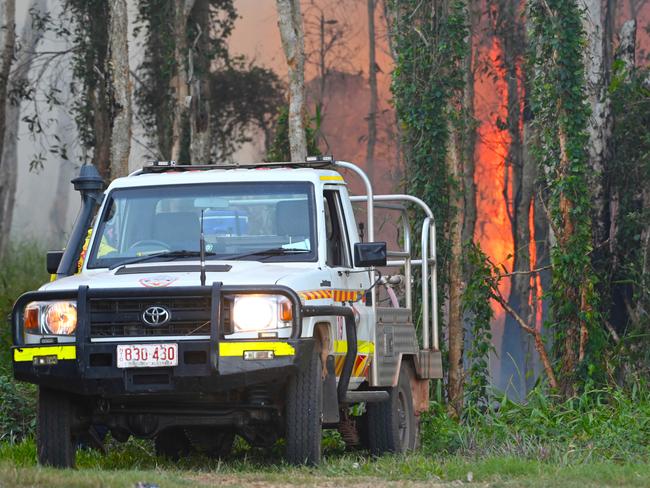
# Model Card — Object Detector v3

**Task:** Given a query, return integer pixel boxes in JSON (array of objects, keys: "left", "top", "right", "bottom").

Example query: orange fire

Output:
[{"left": 474, "top": 39, "right": 514, "bottom": 299}]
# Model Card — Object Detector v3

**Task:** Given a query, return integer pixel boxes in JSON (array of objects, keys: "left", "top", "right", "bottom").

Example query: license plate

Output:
[{"left": 116, "top": 344, "right": 178, "bottom": 368}]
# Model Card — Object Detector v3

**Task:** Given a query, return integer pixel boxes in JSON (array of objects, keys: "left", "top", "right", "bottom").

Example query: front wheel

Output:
[
  {"left": 365, "top": 362, "right": 417, "bottom": 455},
  {"left": 37, "top": 387, "right": 76, "bottom": 468},
  {"left": 284, "top": 349, "right": 323, "bottom": 465}
]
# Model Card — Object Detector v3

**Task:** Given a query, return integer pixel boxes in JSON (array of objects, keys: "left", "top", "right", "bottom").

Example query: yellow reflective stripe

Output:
[
  {"left": 219, "top": 342, "right": 295, "bottom": 357},
  {"left": 333, "top": 340, "right": 374, "bottom": 354},
  {"left": 13, "top": 346, "right": 76, "bottom": 362},
  {"left": 320, "top": 175, "right": 344, "bottom": 182}
]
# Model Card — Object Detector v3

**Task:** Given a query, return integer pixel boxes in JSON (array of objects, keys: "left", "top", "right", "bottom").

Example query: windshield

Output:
[{"left": 87, "top": 182, "right": 317, "bottom": 269}]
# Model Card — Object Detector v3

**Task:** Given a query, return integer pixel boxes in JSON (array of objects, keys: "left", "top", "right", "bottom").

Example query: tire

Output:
[
  {"left": 285, "top": 349, "right": 323, "bottom": 466},
  {"left": 185, "top": 427, "right": 234, "bottom": 458},
  {"left": 37, "top": 387, "right": 76, "bottom": 468},
  {"left": 154, "top": 427, "right": 191, "bottom": 460},
  {"left": 366, "top": 362, "right": 417, "bottom": 455}
]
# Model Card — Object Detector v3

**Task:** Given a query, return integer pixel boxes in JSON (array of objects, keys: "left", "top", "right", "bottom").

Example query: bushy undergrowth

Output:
[
  {"left": 0, "top": 242, "right": 48, "bottom": 441},
  {"left": 420, "top": 384, "right": 650, "bottom": 464}
]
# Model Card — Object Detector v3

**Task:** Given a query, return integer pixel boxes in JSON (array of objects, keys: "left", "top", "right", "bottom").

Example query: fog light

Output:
[
  {"left": 33, "top": 355, "right": 58, "bottom": 366},
  {"left": 243, "top": 350, "right": 275, "bottom": 360}
]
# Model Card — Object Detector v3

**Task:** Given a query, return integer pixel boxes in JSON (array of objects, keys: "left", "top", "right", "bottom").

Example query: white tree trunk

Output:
[
  {"left": 581, "top": 0, "right": 612, "bottom": 246},
  {"left": 276, "top": 0, "right": 307, "bottom": 162},
  {"left": 50, "top": 108, "right": 74, "bottom": 247},
  {"left": 618, "top": 20, "right": 636, "bottom": 75},
  {"left": 108, "top": 0, "right": 132, "bottom": 178},
  {"left": 0, "top": 0, "right": 17, "bottom": 257}
]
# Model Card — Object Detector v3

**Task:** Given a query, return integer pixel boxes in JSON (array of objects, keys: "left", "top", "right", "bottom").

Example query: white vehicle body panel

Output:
[{"left": 44, "top": 167, "right": 375, "bottom": 386}]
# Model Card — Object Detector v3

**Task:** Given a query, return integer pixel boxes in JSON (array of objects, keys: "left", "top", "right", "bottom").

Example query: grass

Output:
[{"left": 1, "top": 439, "right": 649, "bottom": 487}]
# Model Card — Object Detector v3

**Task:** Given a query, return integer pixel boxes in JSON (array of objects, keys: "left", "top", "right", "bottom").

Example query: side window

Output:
[{"left": 323, "top": 190, "right": 351, "bottom": 267}]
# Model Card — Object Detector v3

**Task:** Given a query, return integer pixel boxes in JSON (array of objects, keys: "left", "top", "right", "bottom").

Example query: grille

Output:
[{"left": 88, "top": 296, "right": 231, "bottom": 338}]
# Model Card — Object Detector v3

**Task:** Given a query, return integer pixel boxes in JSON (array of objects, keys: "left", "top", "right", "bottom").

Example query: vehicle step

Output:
[{"left": 344, "top": 390, "right": 389, "bottom": 403}]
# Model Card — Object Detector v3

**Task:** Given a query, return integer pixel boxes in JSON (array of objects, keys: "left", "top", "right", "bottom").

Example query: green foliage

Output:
[
  {"left": 0, "top": 243, "right": 47, "bottom": 442},
  {"left": 209, "top": 61, "right": 285, "bottom": 160},
  {"left": 528, "top": 0, "right": 603, "bottom": 392},
  {"left": 0, "top": 375, "right": 36, "bottom": 443},
  {"left": 389, "top": 0, "right": 470, "bottom": 329},
  {"left": 135, "top": 0, "right": 283, "bottom": 162},
  {"left": 421, "top": 384, "right": 650, "bottom": 463},
  {"left": 134, "top": 0, "right": 177, "bottom": 158},
  {"left": 608, "top": 64, "right": 650, "bottom": 380},
  {"left": 63, "top": 0, "right": 110, "bottom": 158},
  {"left": 0, "top": 243, "right": 49, "bottom": 371},
  {"left": 462, "top": 244, "right": 495, "bottom": 406},
  {"left": 265, "top": 106, "right": 321, "bottom": 162}
]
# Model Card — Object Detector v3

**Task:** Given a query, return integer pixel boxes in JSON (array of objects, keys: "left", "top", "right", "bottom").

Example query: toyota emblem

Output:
[{"left": 142, "top": 306, "right": 171, "bottom": 326}]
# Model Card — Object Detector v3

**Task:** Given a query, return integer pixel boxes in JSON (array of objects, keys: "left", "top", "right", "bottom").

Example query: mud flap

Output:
[{"left": 322, "top": 355, "right": 339, "bottom": 424}]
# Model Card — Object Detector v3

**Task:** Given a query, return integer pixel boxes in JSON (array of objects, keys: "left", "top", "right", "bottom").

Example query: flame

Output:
[
  {"left": 529, "top": 200, "right": 544, "bottom": 330},
  {"left": 473, "top": 37, "right": 516, "bottom": 385},
  {"left": 474, "top": 39, "right": 514, "bottom": 300}
]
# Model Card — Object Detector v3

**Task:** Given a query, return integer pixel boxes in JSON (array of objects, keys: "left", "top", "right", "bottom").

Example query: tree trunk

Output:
[
  {"left": 0, "top": 0, "right": 15, "bottom": 257},
  {"left": 365, "top": 0, "right": 377, "bottom": 184},
  {"left": 170, "top": 0, "right": 196, "bottom": 162},
  {"left": 50, "top": 109, "right": 74, "bottom": 247},
  {"left": 1, "top": 0, "right": 47, "bottom": 249},
  {"left": 381, "top": 0, "right": 404, "bottom": 188},
  {"left": 446, "top": 119, "right": 466, "bottom": 419},
  {"left": 462, "top": 1, "right": 479, "bottom": 248},
  {"left": 581, "top": 0, "right": 612, "bottom": 248},
  {"left": 90, "top": 80, "right": 112, "bottom": 181},
  {"left": 108, "top": 0, "right": 131, "bottom": 178},
  {"left": 276, "top": 0, "right": 307, "bottom": 162},
  {"left": 618, "top": 20, "right": 636, "bottom": 76},
  {"left": 85, "top": 4, "right": 112, "bottom": 181},
  {"left": 189, "top": 0, "right": 213, "bottom": 164}
]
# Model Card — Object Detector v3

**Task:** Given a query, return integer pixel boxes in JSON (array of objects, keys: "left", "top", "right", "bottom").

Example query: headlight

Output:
[
  {"left": 23, "top": 301, "right": 78, "bottom": 336},
  {"left": 231, "top": 295, "right": 292, "bottom": 333},
  {"left": 44, "top": 302, "right": 77, "bottom": 335}
]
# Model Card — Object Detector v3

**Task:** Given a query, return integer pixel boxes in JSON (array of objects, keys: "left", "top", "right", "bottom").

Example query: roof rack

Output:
[{"left": 138, "top": 155, "right": 335, "bottom": 174}]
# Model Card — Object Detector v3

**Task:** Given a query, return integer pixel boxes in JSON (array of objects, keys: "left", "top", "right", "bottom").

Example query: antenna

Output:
[{"left": 200, "top": 209, "right": 206, "bottom": 287}]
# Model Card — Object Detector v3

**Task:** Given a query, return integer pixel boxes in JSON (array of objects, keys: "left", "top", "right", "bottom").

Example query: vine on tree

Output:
[{"left": 528, "top": 0, "right": 603, "bottom": 395}]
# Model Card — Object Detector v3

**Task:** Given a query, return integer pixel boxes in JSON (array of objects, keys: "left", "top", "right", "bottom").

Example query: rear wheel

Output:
[
  {"left": 37, "top": 387, "right": 76, "bottom": 468},
  {"left": 285, "top": 349, "right": 323, "bottom": 465},
  {"left": 366, "top": 362, "right": 417, "bottom": 455},
  {"left": 154, "top": 427, "right": 191, "bottom": 460},
  {"left": 185, "top": 427, "right": 235, "bottom": 458}
]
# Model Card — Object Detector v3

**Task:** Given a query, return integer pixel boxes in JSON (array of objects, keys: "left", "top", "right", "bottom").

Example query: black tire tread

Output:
[
  {"left": 366, "top": 361, "right": 416, "bottom": 455},
  {"left": 285, "top": 350, "right": 322, "bottom": 465},
  {"left": 37, "top": 387, "right": 75, "bottom": 468}
]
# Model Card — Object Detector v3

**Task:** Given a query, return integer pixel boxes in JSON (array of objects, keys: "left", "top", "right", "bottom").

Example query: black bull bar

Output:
[{"left": 11, "top": 283, "right": 357, "bottom": 403}]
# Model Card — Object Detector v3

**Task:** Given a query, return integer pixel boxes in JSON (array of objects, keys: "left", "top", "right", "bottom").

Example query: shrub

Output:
[
  {"left": 0, "top": 373, "right": 36, "bottom": 442},
  {"left": 420, "top": 384, "right": 650, "bottom": 464},
  {"left": 0, "top": 242, "right": 48, "bottom": 372},
  {"left": 0, "top": 242, "right": 48, "bottom": 441}
]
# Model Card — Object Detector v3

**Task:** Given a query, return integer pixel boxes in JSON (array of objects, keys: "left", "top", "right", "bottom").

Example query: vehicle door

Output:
[{"left": 322, "top": 187, "right": 372, "bottom": 386}]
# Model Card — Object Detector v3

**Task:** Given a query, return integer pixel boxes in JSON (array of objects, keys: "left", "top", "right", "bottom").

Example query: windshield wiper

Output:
[
  {"left": 109, "top": 250, "right": 216, "bottom": 270},
  {"left": 222, "top": 247, "right": 310, "bottom": 261}
]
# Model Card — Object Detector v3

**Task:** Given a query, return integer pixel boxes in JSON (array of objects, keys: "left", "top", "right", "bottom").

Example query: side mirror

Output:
[
  {"left": 353, "top": 242, "right": 387, "bottom": 267},
  {"left": 46, "top": 250, "right": 64, "bottom": 275}
]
